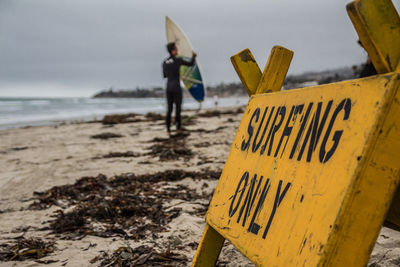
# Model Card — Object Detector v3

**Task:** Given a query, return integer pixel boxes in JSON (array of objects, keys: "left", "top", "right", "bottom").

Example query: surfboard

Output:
[{"left": 165, "top": 16, "right": 206, "bottom": 102}]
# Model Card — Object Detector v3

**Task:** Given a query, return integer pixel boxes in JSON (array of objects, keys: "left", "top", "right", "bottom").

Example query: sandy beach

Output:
[{"left": 0, "top": 107, "right": 399, "bottom": 267}]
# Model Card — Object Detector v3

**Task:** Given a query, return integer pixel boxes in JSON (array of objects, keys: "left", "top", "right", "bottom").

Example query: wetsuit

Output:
[
  {"left": 162, "top": 55, "right": 196, "bottom": 132},
  {"left": 359, "top": 61, "right": 377, "bottom": 78}
]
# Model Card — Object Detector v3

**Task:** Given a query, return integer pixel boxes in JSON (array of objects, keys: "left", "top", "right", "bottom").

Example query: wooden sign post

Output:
[{"left": 192, "top": 0, "right": 400, "bottom": 266}]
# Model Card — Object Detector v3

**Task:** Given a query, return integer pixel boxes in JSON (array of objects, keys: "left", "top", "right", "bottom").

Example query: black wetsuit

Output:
[
  {"left": 359, "top": 61, "right": 377, "bottom": 78},
  {"left": 162, "top": 55, "right": 196, "bottom": 132}
]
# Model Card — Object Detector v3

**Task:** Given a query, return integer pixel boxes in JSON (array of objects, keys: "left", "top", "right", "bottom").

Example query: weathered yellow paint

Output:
[
  {"left": 346, "top": 0, "right": 400, "bottom": 230},
  {"left": 321, "top": 75, "right": 400, "bottom": 266},
  {"left": 255, "top": 46, "right": 293, "bottom": 94},
  {"left": 191, "top": 224, "right": 225, "bottom": 267},
  {"left": 347, "top": 0, "right": 400, "bottom": 73},
  {"left": 206, "top": 73, "right": 400, "bottom": 266},
  {"left": 230, "top": 49, "right": 262, "bottom": 96},
  {"left": 230, "top": 46, "right": 293, "bottom": 96}
]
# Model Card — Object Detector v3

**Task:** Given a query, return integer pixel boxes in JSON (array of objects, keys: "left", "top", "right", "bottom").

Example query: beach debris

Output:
[
  {"left": 198, "top": 107, "right": 244, "bottom": 118},
  {"left": 91, "top": 132, "right": 124, "bottom": 140},
  {"left": 138, "top": 160, "right": 152, "bottom": 164},
  {"left": 102, "top": 113, "right": 141, "bottom": 125},
  {"left": 29, "top": 169, "right": 220, "bottom": 240},
  {"left": 50, "top": 209, "right": 87, "bottom": 234},
  {"left": 194, "top": 140, "right": 231, "bottom": 148},
  {"left": 35, "top": 259, "right": 59, "bottom": 264},
  {"left": 181, "top": 114, "right": 198, "bottom": 126},
  {"left": 191, "top": 126, "right": 228, "bottom": 134},
  {"left": 145, "top": 112, "right": 164, "bottom": 121},
  {"left": 98, "top": 108, "right": 241, "bottom": 127},
  {"left": 11, "top": 226, "right": 32, "bottom": 233},
  {"left": 100, "top": 111, "right": 164, "bottom": 125},
  {"left": 194, "top": 141, "right": 212, "bottom": 148},
  {"left": 0, "top": 237, "right": 56, "bottom": 262},
  {"left": 91, "top": 245, "right": 187, "bottom": 266},
  {"left": 146, "top": 132, "right": 193, "bottom": 161},
  {"left": 94, "top": 151, "right": 141, "bottom": 159},
  {"left": 197, "top": 155, "right": 215, "bottom": 166},
  {"left": 10, "top": 146, "right": 29, "bottom": 151}
]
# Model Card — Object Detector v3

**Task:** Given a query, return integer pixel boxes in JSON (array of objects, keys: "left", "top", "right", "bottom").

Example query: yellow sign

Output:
[
  {"left": 205, "top": 73, "right": 400, "bottom": 266},
  {"left": 192, "top": 0, "right": 400, "bottom": 266}
]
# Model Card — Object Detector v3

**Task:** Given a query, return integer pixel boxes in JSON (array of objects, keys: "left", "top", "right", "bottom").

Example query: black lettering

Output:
[
  {"left": 289, "top": 102, "right": 313, "bottom": 159},
  {"left": 319, "top": 98, "right": 351, "bottom": 163},
  {"left": 260, "top": 106, "right": 285, "bottom": 155},
  {"left": 248, "top": 177, "right": 271, "bottom": 235},
  {"left": 267, "top": 106, "right": 286, "bottom": 156},
  {"left": 241, "top": 109, "right": 260, "bottom": 151},
  {"left": 229, "top": 171, "right": 249, "bottom": 217},
  {"left": 252, "top": 106, "right": 273, "bottom": 153},
  {"left": 297, "top": 100, "right": 333, "bottom": 162},
  {"left": 241, "top": 108, "right": 260, "bottom": 151},
  {"left": 293, "top": 104, "right": 304, "bottom": 122},
  {"left": 237, "top": 174, "right": 261, "bottom": 226},
  {"left": 262, "top": 180, "right": 292, "bottom": 239},
  {"left": 274, "top": 105, "right": 295, "bottom": 157}
]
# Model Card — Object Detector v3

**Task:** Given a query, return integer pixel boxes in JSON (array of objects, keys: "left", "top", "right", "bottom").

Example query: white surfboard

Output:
[{"left": 165, "top": 16, "right": 205, "bottom": 102}]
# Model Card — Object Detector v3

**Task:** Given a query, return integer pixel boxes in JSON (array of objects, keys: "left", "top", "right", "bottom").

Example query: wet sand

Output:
[{"left": 0, "top": 107, "right": 398, "bottom": 266}]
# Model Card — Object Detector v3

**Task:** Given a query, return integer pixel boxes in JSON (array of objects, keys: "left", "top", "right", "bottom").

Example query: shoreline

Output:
[{"left": 0, "top": 96, "right": 249, "bottom": 130}]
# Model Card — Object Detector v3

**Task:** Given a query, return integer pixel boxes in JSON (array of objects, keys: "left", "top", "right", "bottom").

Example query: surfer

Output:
[
  {"left": 357, "top": 40, "right": 377, "bottom": 78},
  {"left": 162, "top": 42, "right": 197, "bottom": 134}
]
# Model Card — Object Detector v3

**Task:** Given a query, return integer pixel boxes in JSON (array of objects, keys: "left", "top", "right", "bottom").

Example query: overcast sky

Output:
[{"left": 1, "top": 0, "right": 398, "bottom": 97}]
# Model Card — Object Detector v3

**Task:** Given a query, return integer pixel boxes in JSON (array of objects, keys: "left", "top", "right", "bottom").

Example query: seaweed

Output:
[
  {"left": 145, "top": 132, "right": 192, "bottom": 161},
  {"left": 92, "top": 245, "right": 187, "bottom": 267},
  {"left": 91, "top": 133, "right": 124, "bottom": 140},
  {"left": 0, "top": 237, "right": 56, "bottom": 262},
  {"left": 29, "top": 169, "right": 220, "bottom": 240}
]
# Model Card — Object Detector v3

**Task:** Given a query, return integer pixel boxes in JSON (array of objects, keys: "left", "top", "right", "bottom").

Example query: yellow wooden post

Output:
[
  {"left": 347, "top": 0, "right": 400, "bottom": 73},
  {"left": 230, "top": 49, "right": 262, "bottom": 96},
  {"left": 347, "top": 0, "right": 400, "bottom": 229},
  {"left": 191, "top": 224, "right": 225, "bottom": 267},
  {"left": 230, "top": 46, "right": 294, "bottom": 96},
  {"left": 192, "top": 46, "right": 293, "bottom": 266},
  {"left": 255, "top": 46, "right": 293, "bottom": 94}
]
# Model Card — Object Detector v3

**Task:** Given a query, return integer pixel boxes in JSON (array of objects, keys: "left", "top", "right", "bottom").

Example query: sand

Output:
[{"left": 0, "top": 107, "right": 398, "bottom": 266}]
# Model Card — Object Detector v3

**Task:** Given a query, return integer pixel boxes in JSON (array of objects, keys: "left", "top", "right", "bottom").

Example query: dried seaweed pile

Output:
[
  {"left": 99, "top": 151, "right": 141, "bottom": 158},
  {"left": 29, "top": 169, "right": 220, "bottom": 240},
  {"left": 91, "top": 245, "right": 187, "bottom": 267},
  {"left": 146, "top": 132, "right": 193, "bottom": 161},
  {"left": 144, "top": 112, "right": 164, "bottom": 121},
  {"left": 91, "top": 132, "right": 124, "bottom": 140},
  {"left": 181, "top": 114, "right": 197, "bottom": 126},
  {"left": 198, "top": 107, "right": 244, "bottom": 118},
  {"left": 100, "top": 112, "right": 164, "bottom": 126},
  {"left": 191, "top": 126, "right": 228, "bottom": 134},
  {"left": 0, "top": 237, "right": 56, "bottom": 262},
  {"left": 102, "top": 113, "right": 141, "bottom": 125}
]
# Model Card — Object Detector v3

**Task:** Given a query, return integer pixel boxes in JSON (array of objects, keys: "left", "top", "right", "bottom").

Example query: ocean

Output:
[{"left": 0, "top": 96, "right": 249, "bottom": 129}]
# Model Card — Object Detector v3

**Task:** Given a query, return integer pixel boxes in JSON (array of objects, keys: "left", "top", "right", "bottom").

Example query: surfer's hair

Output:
[{"left": 167, "top": 42, "right": 176, "bottom": 54}]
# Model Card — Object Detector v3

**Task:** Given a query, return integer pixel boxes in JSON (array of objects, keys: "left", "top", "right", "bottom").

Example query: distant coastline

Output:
[
  {"left": 93, "top": 87, "right": 165, "bottom": 98},
  {"left": 92, "top": 65, "right": 363, "bottom": 98}
]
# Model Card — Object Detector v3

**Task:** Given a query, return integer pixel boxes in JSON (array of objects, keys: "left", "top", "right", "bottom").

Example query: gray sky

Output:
[{"left": 0, "top": 0, "right": 396, "bottom": 97}]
